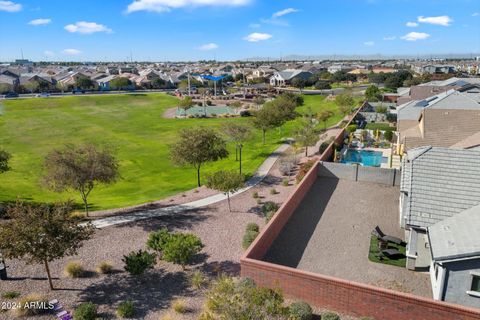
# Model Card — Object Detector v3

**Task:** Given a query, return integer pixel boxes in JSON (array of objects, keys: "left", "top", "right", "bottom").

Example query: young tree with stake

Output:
[
  {"left": 206, "top": 170, "right": 245, "bottom": 212},
  {"left": 222, "top": 122, "right": 252, "bottom": 174}
]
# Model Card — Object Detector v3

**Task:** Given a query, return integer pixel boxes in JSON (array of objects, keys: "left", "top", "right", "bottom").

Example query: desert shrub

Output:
[
  {"left": 74, "top": 302, "right": 97, "bottom": 320},
  {"left": 190, "top": 270, "right": 207, "bottom": 290},
  {"left": 278, "top": 157, "right": 295, "bottom": 176},
  {"left": 64, "top": 261, "right": 86, "bottom": 278},
  {"left": 256, "top": 198, "right": 262, "bottom": 205},
  {"left": 122, "top": 250, "right": 156, "bottom": 275},
  {"left": 146, "top": 228, "right": 171, "bottom": 253},
  {"left": 270, "top": 188, "right": 277, "bottom": 195},
  {"left": 246, "top": 223, "right": 259, "bottom": 233},
  {"left": 239, "top": 110, "right": 251, "bottom": 117},
  {"left": 172, "top": 299, "right": 186, "bottom": 313},
  {"left": 1, "top": 291, "right": 20, "bottom": 299},
  {"left": 282, "top": 178, "right": 289, "bottom": 186},
  {"left": 319, "top": 142, "right": 330, "bottom": 155},
  {"left": 69, "top": 211, "right": 86, "bottom": 220},
  {"left": 296, "top": 160, "right": 316, "bottom": 183},
  {"left": 322, "top": 311, "right": 340, "bottom": 320},
  {"left": 252, "top": 191, "right": 259, "bottom": 199},
  {"left": 289, "top": 301, "right": 313, "bottom": 320},
  {"left": 96, "top": 261, "right": 114, "bottom": 274},
  {"left": 204, "top": 275, "right": 287, "bottom": 319},
  {"left": 346, "top": 124, "right": 357, "bottom": 133},
  {"left": 15, "top": 294, "right": 49, "bottom": 317},
  {"left": 117, "top": 300, "right": 135, "bottom": 318},
  {"left": 265, "top": 211, "right": 275, "bottom": 223},
  {"left": 162, "top": 233, "right": 203, "bottom": 270},
  {"left": 242, "top": 229, "right": 259, "bottom": 250},
  {"left": 262, "top": 201, "right": 279, "bottom": 216}
]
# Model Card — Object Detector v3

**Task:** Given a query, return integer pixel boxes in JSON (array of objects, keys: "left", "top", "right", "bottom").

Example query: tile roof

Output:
[{"left": 401, "top": 147, "right": 480, "bottom": 228}]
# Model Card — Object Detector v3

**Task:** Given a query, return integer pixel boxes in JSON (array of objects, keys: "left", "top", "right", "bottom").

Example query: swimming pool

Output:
[{"left": 341, "top": 149, "right": 384, "bottom": 167}]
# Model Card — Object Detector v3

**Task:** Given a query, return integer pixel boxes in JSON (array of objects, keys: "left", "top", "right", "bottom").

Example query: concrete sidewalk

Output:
[{"left": 90, "top": 143, "right": 289, "bottom": 229}]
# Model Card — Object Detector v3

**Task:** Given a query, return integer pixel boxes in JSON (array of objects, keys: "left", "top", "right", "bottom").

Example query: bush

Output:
[
  {"left": 117, "top": 300, "right": 135, "bottom": 318},
  {"left": 122, "top": 250, "right": 156, "bottom": 275},
  {"left": 252, "top": 191, "right": 259, "bottom": 199},
  {"left": 270, "top": 188, "right": 277, "bottom": 195},
  {"left": 15, "top": 294, "right": 49, "bottom": 317},
  {"left": 74, "top": 302, "right": 97, "bottom": 320},
  {"left": 246, "top": 223, "right": 259, "bottom": 233},
  {"left": 1, "top": 291, "right": 20, "bottom": 299},
  {"left": 69, "top": 211, "right": 86, "bottom": 220},
  {"left": 242, "top": 229, "right": 259, "bottom": 250},
  {"left": 319, "top": 142, "right": 330, "bottom": 155},
  {"left": 262, "top": 201, "right": 279, "bottom": 216},
  {"left": 289, "top": 301, "right": 313, "bottom": 320},
  {"left": 190, "top": 270, "right": 207, "bottom": 290},
  {"left": 162, "top": 233, "right": 203, "bottom": 270},
  {"left": 172, "top": 299, "right": 186, "bottom": 313},
  {"left": 322, "top": 311, "right": 340, "bottom": 320},
  {"left": 147, "top": 228, "right": 171, "bottom": 253},
  {"left": 296, "top": 160, "right": 316, "bottom": 184},
  {"left": 264, "top": 211, "right": 275, "bottom": 223},
  {"left": 346, "top": 124, "right": 357, "bottom": 133},
  {"left": 206, "top": 100, "right": 212, "bottom": 106},
  {"left": 64, "top": 261, "right": 86, "bottom": 278},
  {"left": 96, "top": 261, "right": 114, "bottom": 274},
  {"left": 239, "top": 110, "right": 251, "bottom": 117},
  {"left": 384, "top": 130, "right": 393, "bottom": 142},
  {"left": 282, "top": 178, "right": 289, "bottom": 186}
]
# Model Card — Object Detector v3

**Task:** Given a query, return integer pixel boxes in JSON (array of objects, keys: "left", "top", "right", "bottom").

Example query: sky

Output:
[{"left": 0, "top": 0, "right": 479, "bottom": 61}]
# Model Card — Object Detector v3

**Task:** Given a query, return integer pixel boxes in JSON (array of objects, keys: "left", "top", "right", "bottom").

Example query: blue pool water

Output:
[{"left": 341, "top": 149, "right": 384, "bottom": 167}]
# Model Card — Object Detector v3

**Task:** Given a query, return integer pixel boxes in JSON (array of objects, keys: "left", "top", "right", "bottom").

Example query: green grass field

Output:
[{"left": 0, "top": 93, "right": 341, "bottom": 210}]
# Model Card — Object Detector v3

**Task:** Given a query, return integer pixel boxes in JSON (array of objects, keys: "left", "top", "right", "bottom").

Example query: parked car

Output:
[
  {"left": 3, "top": 92, "right": 19, "bottom": 98},
  {"left": 35, "top": 92, "right": 50, "bottom": 98},
  {"left": 72, "top": 89, "right": 86, "bottom": 94}
]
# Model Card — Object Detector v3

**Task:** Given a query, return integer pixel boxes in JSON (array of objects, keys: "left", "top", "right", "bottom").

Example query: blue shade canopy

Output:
[{"left": 192, "top": 74, "right": 227, "bottom": 81}]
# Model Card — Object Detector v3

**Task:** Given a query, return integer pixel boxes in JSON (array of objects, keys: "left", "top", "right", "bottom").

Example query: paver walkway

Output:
[{"left": 90, "top": 144, "right": 289, "bottom": 229}]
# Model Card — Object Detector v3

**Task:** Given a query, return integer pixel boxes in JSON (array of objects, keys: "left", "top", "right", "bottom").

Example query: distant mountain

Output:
[{"left": 243, "top": 53, "right": 480, "bottom": 61}]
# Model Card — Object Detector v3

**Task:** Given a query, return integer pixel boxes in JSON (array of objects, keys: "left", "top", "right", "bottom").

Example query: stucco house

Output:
[
  {"left": 269, "top": 69, "right": 313, "bottom": 87},
  {"left": 400, "top": 146, "right": 480, "bottom": 307}
]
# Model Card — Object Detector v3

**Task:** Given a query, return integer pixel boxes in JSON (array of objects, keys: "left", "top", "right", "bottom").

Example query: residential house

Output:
[
  {"left": 400, "top": 146, "right": 480, "bottom": 308},
  {"left": 269, "top": 69, "right": 313, "bottom": 87}
]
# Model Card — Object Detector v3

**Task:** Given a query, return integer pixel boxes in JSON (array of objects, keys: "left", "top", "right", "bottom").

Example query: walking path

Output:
[{"left": 90, "top": 144, "right": 290, "bottom": 229}]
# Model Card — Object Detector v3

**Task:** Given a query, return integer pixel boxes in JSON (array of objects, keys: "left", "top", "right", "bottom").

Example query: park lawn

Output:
[{"left": 0, "top": 93, "right": 341, "bottom": 211}]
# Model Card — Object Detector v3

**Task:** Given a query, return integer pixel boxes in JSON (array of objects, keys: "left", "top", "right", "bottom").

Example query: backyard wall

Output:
[
  {"left": 317, "top": 162, "right": 401, "bottom": 186},
  {"left": 240, "top": 106, "right": 480, "bottom": 320}
]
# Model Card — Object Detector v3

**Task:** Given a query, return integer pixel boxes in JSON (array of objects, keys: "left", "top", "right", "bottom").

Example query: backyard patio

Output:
[{"left": 263, "top": 177, "right": 432, "bottom": 297}]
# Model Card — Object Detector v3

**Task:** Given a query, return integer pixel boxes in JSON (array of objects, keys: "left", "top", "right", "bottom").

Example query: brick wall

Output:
[{"left": 240, "top": 105, "right": 480, "bottom": 320}]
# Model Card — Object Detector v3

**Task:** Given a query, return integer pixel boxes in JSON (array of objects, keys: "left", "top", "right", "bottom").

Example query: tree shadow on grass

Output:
[{"left": 78, "top": 269, "right": 192, "bottom": 318}]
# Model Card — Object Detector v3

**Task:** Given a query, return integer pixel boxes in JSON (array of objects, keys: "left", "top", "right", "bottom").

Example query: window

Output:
[{"left": 472, "top": 275, "right": 480, "bottom": 293}]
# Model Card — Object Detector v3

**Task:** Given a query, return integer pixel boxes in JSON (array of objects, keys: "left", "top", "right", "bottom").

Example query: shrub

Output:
[
  {"left": 346, "top": 124, "right": 357, "bottom": 133},
  {"left": 162, "top": 233, "right": 203, "bottom": 270},
  {"left": 122, "top": 250, "right": 156, "bottom": 275},
  {"left": 190, "top": 270, "right": 207, "bottom": 290},
  {"left": 69, "top": 211, "right": 86, "bottom": 220},
  {"left": 172, "top": 299, "right": 186, "bottom": 313},
  {"left": 15, "top": 294, "right": 49, "bottom": 317},
  {"left": 96, "top": 261, "right": 114, "bottom": 274},
  {"left": 1, "top": 291, "right": 20, "bottom": 299},
  {"left": 262, "top": 201, "right": 279, "bottom": 216},
  {"left": 74, "top": 302, "right": 97, "bottom": 320},
  {"left": 289, "top": 301, "right": 313, "bottom": 320},
  {"left": 239, "top": 110, "right": 251, "bottom": 117},
  {"left": 282, "top": 178, "right": 289, "bottom": 186},
  {"left": 384, "top": 130, "right": 393, "bottom": 142},
  {"left": 322, "top": 311, "right": 340, "bottom": 320},
  {"left": 64, "top": 261, "right": 86, "bottom": 278},
  {"left": 246, "top": 223, "right": 259, "bottom": 233},
  {"left": 206, "top": 100, "right": 212, "bottom": 106},
  {"left": 270, "top": 188, "right": 277, "bottom": 195},
  {"left": 252, "top": 191, "right": 259, "bottom": 199},
  {"left": 296, "top": 160, "right": 316, "bottom": 184},
  {"left": 264, "top": 211, "right": 275, "bottom": 223},
  {"left": 117, "top": 300, "right": 135, "bottom": 318},
  {"left": 319, "top": 142, "right": 330, "bottom": 155},
  {"left": 242, "top": 229, "right": 259, "bottom": 250},
  {"left": 256, "top": 198, "right": 262, "bottom": 205},
  {"left": 147, "top": 228, "right": 171, "bottom": 253}
]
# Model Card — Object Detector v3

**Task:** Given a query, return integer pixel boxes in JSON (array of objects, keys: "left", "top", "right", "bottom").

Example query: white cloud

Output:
[
  {"left": 0, "top": 1, "right": 21, "bottom": 12},
  {"left": 406, "top": 21, "right": 418, "bottom": 27},
  {"left": 43, "top": 50, "right": 55, "bottom": 57},
  {"left": 383, "top": 36, "right": 396, "bottom": 40},
  {"left": 28, "top": 18, "right": 51, "bottom": 26},
  {"left": 65, "top": 21, "right": 112, "bottom": 34},
  {"left": 272, "top": 8, "right": 298, "bottom": 18},
  {"left": 198, "top": 43, "right": 218, "bottom": 50},
  {"left": 417, "top": 15, "right": 452, "bottom": 26},
  {"left": 249, "top": 23, "right": 261, "bottom": 28},
  {"left": 243, "top": 32, "right": 272, "bottom": 42},
  {"left": 62, "top": 48, "right": 82, "bottom": 55},
  {"left": 401, "top": 32, "right": 430, "bottom": 41},
  {"left": 126, "top": 0, "right": 250, "bottom": 13},
  {"left": 472, "top": 12, "right": 479, "bottom": 17},
  {"left": 364, "top": 41, "right": 375, "bottom": 46}
]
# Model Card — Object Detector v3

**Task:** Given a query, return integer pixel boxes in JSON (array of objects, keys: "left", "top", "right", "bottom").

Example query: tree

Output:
[
  {"left": 206, "top": 170, "right": 245, "bottom": 212},
  {"left": 253, "top": 97, "right": 265, "bottom": 109},
  {"left": 314, "top": 81, "right": 331, "bottom": 90},
  {"left": 222, "top": 122, "right": 252, "bottom": 174},
  {"left": 75, "top": 76, "right": 95, "bottom": 90},
  {"left": 317, "top": 110, "right": 334, "bottom": 131},
  {"left": 170, "top": 127, "right": 228, "bottom": 187},
  {"left": 0, "top": 83, "right": 12, "bottom": 94},
  {"left": 291, "top": 78, "right": 306, "bottom": 92},
  {"left": 0, "top": 201, "right": 94, "bottom": 290},
  {"left": 43, "top": 144, "right": 119, "bottom": 216},
  {"left": 230, "top": 101, "right": 243, "bottom": 114},
  {"left": 178, "top": 96, "right": 193, "bottom": 116},
  {"left": 294, "top": 116, "right": 318, "bottom": 157},
  {"left": 0, "top": 149, "right": 10, "bottom": 173},
  {"left": 365, "top": 85, "right": 381, "bottom": 102},
  {"left": 252, "top": 104, "right": 283, "bottom": 145},
  {"left": 335, "top": 93, "right": 355, "bottom": 116},
  {"left": 110, "top": 77, "right": 132, "bottom": 90}
]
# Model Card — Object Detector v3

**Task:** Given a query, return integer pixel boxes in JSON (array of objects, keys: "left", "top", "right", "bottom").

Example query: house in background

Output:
[
  {"left": 400, "top": 147, "right": 480, "bottom": 307},
  {"left": 269, "top": 69, "right": 313, "bottom": 87}
]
